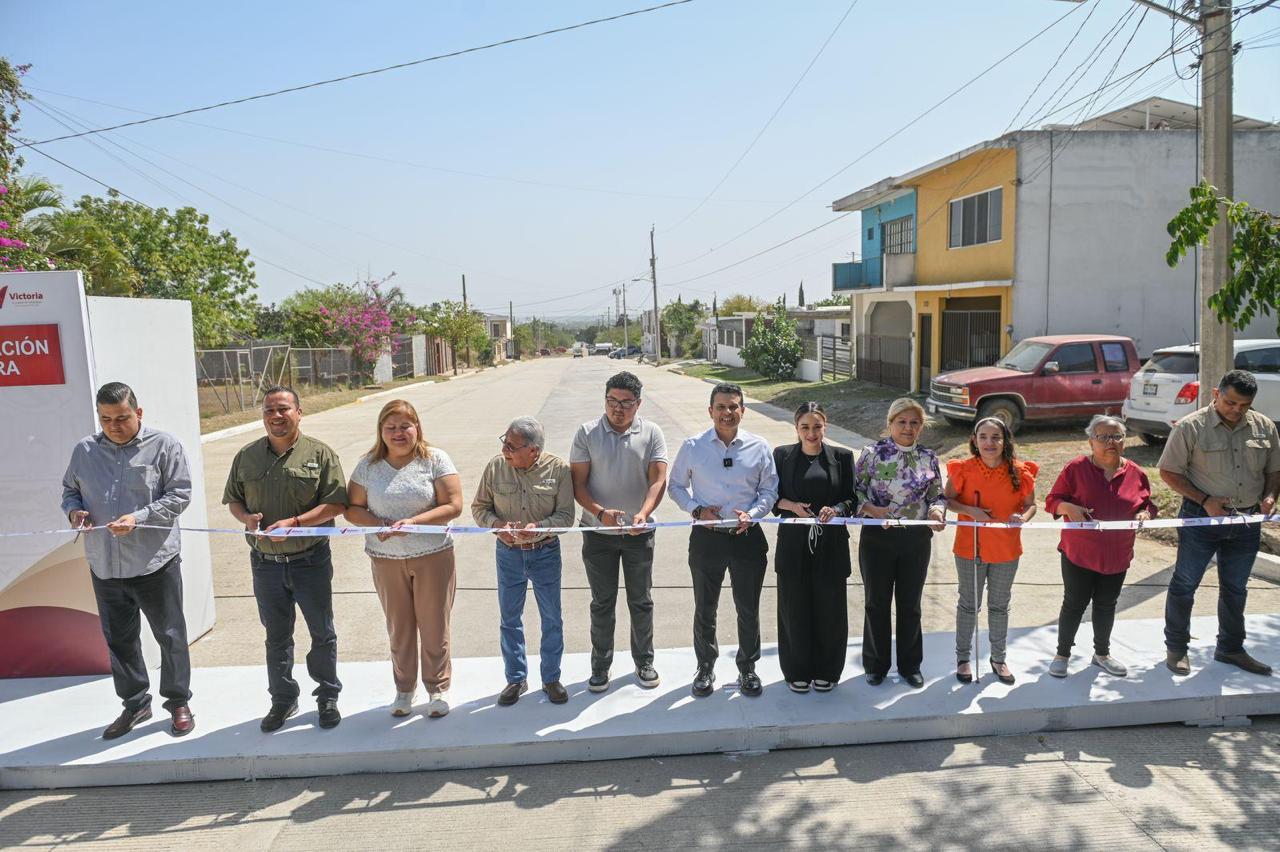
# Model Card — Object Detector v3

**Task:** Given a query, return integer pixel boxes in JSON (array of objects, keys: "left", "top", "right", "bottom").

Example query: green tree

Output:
[
  {"left": 278, "top": 283, "right": 360, "bottom": 345},
  {"left": 67, "top": 196, "right": 258, "bottom": 346},
  {"left": 1167, "top": 180, "right": 1280, "bottom": 334},
  {"left": 808, "top": 293, "right": 851, "bottom": 308},
  {"left": 719, "top": 293, "right": 766, "bottom": 315},
  {"left": 422, "top": 299, "right": 486, "bottom": 375},
  {"left": 661, "top": 298, "right": 706, "bottom": 358},
  {"left": 0, "top": 58, "right": 59, "bottom": 275},
  {"left": 741, "top": 298, "right": 802, "bottom": 381}
]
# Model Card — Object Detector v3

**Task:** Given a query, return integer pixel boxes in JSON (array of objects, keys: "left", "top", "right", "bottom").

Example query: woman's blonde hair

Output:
[
  {"left": 367, "top": 399, "right": 431, "bottom": 463},
  {"left": 883, "top": 397, "right": 927, "bottom": 436}
]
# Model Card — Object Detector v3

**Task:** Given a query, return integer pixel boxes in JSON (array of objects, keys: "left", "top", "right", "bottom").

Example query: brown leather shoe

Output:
[
  {"left": 543, "top": 681, "right": 569, "bottom": 704},
  {"left": 1166, "top": 650, "right": 1191, "bottom": 676},
  {"left": 103, "top": 705, "right": 152, "bottom": 740},
  {"left": 169, "top": 704, "right": 195, "bottom": 737},
  {"left": 498, "top": 681, "right": 528, "bottom": 706},
  {"left": 1214, "top": 650, "right": 1273, "bottom": 676}
]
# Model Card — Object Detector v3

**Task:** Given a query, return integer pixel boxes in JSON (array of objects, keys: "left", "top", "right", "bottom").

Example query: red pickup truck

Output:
[{"left": 925, "top": 334, "right": 1140, "bottom": 432}]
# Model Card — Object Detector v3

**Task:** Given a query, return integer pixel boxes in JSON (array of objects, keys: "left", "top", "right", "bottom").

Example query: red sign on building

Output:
[{"left": 0, "top": 324, "right": 66, "bottom": 387}]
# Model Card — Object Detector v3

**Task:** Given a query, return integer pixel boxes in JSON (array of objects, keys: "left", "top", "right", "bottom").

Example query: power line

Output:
[
  {"left": 661, "top": 0, "right": 862, "bottom": 234},
  {"left": 20, "top": 0, "right": 698, "bottom": 148},
  {"left": 20, "top": 141, "right": 333, "bottom": 288},
  {"left": 665, "top": 212, "right": 855, "bottom": 287},
  {"left": 657, "top": 0, "right": 1088, "bottom": 275},
  {"left": 27, "top": 86, "right": 815, "bottom": 206}
]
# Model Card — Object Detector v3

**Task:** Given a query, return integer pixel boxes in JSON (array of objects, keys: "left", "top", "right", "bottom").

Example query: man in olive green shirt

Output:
[
  {"left": 472, "top": 415, "right": 575, "bottom": 707},
  {"left": 1159, "top": 370, "right": 1280, "bottom": 677},
  {"left": 223, "top": 386, "right": 348, "bottom": 730}
]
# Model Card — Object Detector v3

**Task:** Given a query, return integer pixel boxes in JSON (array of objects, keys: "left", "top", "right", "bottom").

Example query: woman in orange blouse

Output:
[{"left": 944, "top": 417, "right": 1038, "bottom": 685}]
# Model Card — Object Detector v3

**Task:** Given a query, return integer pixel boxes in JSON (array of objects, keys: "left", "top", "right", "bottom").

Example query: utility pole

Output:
[
  {"left": 622, "top": 282, "right": 629, "bottom": 352},
  {"left": 713, "top": 291, "right": 719, "bottom": 363},
  {"left": 1197, "top": 0, "right": 1234, "bottom": 403},
  {"left": 461, "top": 273, "right": 471, "bottom": 369},
  {"left": 1127, "top": 0, "right": 1235, "bottom": 403},
  {"left": 509, "top": 300, "right": 515, "bottom": 359},
  {"left": 650, "top": 225, "right": 661, "bottom": 361}
]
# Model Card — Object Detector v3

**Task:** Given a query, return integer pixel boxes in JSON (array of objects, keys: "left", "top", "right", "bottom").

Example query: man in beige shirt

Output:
[
  {"left": 472, "top": 415, "right": 575, "bottom": 706},
  {"left": 1159, "top": 370, "right": 1280, "bottom": 677}
]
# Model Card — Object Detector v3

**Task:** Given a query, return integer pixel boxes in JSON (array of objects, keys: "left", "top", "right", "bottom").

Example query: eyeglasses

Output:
[
  {"left": 1090, "top": 433, "right": 1126, "bottom": 444},
  {"left": 604, "top": 396, "right": 639, "bottom": 410},
  {"left": 499, "top": 434, "right": 530, "bottom": 452}
]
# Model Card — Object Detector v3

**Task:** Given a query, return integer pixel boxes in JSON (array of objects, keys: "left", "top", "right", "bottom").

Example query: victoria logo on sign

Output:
[{"left": 0, "top": 284, "right": 45, "bottom": 308}]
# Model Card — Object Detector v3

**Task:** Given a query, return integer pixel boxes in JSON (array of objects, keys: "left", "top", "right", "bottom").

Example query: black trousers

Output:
[
  {"left": 1056, "top": 554, "right": 1127, "bottom": 658},
  {"left": 90, "top": 556, "right": 192, "bottom": 714},
  {"left": 582, "top": 530, "right": 656, "bottom": 671},
  {"left": 777, "top": 565, "right": 848, "bottom": 684},
  {"left": 689, "top": 525, "right": 768, "bottom": 671},
  {"left": 859, "top": 526, "right": 931, "bottom": 677},
  {"left": 251, "top": 541, "right": 341, "bottom": 704}
]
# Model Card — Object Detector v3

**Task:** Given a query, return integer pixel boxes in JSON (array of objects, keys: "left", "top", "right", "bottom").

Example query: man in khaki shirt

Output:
[
  {"left": 1159, "top": 370, "right": 1280, "bottom": 676},
  {"left": 472, "top": 416, "right": 575, "bottom": 706}
]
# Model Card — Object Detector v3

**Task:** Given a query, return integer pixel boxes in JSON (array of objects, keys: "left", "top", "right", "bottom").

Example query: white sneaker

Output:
[
  {"left": 391, "top": 691, "right": 416, "bottom": 717},
  {"left": 427, "top": 691, "right": 450, "bottom": 718}
]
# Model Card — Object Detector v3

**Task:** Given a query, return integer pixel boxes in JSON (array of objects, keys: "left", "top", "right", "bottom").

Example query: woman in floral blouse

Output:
[{"left": 854, "top": 398, "right": 946, "bottom": 688}]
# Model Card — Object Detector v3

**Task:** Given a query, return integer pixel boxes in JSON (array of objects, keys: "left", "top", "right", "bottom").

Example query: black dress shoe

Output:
[
  {"left": 990, "top": 659, "right": 1016, "bottom": 685},
  {"left": 737, "top": 670, "right": 763, "bottom": 697},
  {"left": 865, "top": 672, "right": 886, "bottom": 686},
  {"left": 498, "top": 680, "right": 528, "bottom": 706},
  {"left": 692, "top": 665, "right": 716, "bottom": 697},
  {"left": 317, "top": 698, "right": 341, "bottom": 729},
  {"left": 1214, "top": 650, "right": 1273, "bottom": 675},
  {"left": 955, "top": 662, "right": 973, "bottom": 684},
  {"left": 103, "top": 705, "right": 152, "bottom": 740},
  {"left": 260, "top": 701, "right": 298, "bottom": 733},
  {"left": 903, "top": 671, "right": 925, "bottom": 688},
  {"left": 543, "top": 681, "right": 569, "bottom": 704}
]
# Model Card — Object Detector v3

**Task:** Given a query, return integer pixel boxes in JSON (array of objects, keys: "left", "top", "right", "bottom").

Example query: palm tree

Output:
[{"left": 13, "top": 175, "right": 137, "bottom": 295}]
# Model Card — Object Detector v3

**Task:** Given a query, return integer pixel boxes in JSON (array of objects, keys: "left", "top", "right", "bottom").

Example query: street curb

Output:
[
  {"left": 689, "top": 376, "right": 874, "bottom": 451},
  {"left": 199, "top": 375, "right": 454, "bottom": 445},
  {"left": 1254, "top": 552, "right": 1280, "bottom": 585}
]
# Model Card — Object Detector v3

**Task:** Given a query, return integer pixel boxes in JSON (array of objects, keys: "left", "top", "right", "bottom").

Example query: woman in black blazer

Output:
[{"left": 772, "top": 402, "right": 857, "bottom": 693}]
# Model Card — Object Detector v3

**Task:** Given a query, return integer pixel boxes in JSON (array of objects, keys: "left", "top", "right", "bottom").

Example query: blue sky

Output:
[{"left": 10, "top": 0, "right": 1280, "bottom": 321}]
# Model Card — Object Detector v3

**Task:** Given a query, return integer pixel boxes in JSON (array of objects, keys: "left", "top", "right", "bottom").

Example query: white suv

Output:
[{"left": 1122, "top": 339, "right": 1280, "bottom": 444}]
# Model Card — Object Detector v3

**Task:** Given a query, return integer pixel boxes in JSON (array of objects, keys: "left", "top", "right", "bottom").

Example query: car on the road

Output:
[
  {"left": 1121, "top": 339, "right": 1280, "bottom": 443},
  {"left": 539, "top": 348, "right": 551, "bottom": 356},
  {"left": 608, "top": 347, "right": 625, "bottom": 359},
  {"left": 572, "top": 344, "right": 585, "bottom": 358},
  {"left": 926, "top": 334, "right": 1140, "bottom": 432},
  {"left": 592, "top": 343, "right": 613, "bottom": 356},
  {"left": 555, "top": 346, "right": 568, "bottom": 354}
]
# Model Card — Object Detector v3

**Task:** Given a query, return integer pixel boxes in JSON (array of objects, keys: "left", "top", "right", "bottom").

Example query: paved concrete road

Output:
[
  {"left": 2, "top": 719, "right": 1276, "bottom": 849},
  {"left": 5, "top": 357, "right": 1278, "bottom": 850},
  {"left": 192, "top": 355, "right": 1280, "bottom": 682}
]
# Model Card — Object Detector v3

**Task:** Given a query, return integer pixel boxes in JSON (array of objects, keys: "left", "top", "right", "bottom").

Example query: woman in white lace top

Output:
[{"left": 345, "top": 399, "right": 463, "bottom": 719}]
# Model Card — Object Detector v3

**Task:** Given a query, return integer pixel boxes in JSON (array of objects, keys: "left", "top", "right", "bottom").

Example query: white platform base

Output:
[{"left": 2, "top": 615, "right": 1278, "bottom": 790}]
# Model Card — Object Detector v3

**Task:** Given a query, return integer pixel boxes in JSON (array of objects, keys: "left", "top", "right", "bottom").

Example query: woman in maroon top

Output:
[{"left": 1045, "top": 415, "right": 1155, "bottom": 679}]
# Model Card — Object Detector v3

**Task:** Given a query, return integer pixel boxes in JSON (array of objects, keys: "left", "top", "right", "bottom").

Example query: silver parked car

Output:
[{"left": 1121, "top": 339, "right": 1280, "bottom": 444}]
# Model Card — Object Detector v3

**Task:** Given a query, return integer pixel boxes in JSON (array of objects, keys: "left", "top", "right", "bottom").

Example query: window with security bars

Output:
[
  {"left": 948, "top": 187, "right": 1003, "bottom": 248},
  {"left": 882, "top": 216, "right": 914, "bottom": 254}
]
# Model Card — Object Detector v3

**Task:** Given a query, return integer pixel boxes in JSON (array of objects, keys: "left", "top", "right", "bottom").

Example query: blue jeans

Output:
[
  {"left": 495, "top": 539, "right": 563, "bottom": 684},
  {"left": 1164, "top": 499, "right": 1261, "bottom": 654}
]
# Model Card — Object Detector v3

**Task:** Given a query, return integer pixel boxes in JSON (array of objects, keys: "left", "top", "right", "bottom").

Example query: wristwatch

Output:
[{"left": 692, "top": 506, "right": 705, "bottom": 520}]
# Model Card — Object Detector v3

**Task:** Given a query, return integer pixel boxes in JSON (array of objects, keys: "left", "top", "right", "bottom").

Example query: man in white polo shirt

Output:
[{"left": 570, "top": 371, "right": 669, "bottom": 693}]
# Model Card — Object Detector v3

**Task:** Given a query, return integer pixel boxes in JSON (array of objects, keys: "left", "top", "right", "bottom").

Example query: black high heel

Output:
[
  {"left": 955, "top": 662, "right": 973, "bottom": 684},
  {"left": 990, "top": 659, "right": 1015, "bottom": 685}
]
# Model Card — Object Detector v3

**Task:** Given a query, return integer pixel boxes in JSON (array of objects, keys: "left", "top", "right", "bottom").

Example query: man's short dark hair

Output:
[
  {"left": 710, "top": 382, "right": 743, "bottom": 406},
  {"left": 262, "top": 385, "right": 301, "bottom": 407},
  {"left": 606, "top": 371, "right": 643, "bottom": 398},
  {"left": 1218, "top": 369, "right": 1257, "bottom": 398},
  {"left": 95, "top": 382, "right": 138, "bottom": 409}
]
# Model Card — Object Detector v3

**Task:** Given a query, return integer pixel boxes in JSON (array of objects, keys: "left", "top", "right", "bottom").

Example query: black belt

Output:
[
  {"left": 252, "top": 543, "right": 322, "bottom": 563},
  {"left": 1227, "top": 504, "right": 1260, "bottom": 515}
]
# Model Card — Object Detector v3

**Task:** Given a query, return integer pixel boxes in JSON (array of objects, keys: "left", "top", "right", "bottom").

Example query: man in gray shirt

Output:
[
  {"left": 62, "top": 382, "right": 195, "bottom": 740},
  {"left": 571, "top": 371, "right": 668, "bottom": 693}
]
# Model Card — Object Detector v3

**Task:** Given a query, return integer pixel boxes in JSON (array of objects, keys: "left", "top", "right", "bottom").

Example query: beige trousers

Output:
[{"left": 370, "top": 548, "right": 456, "bottom": 693}]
